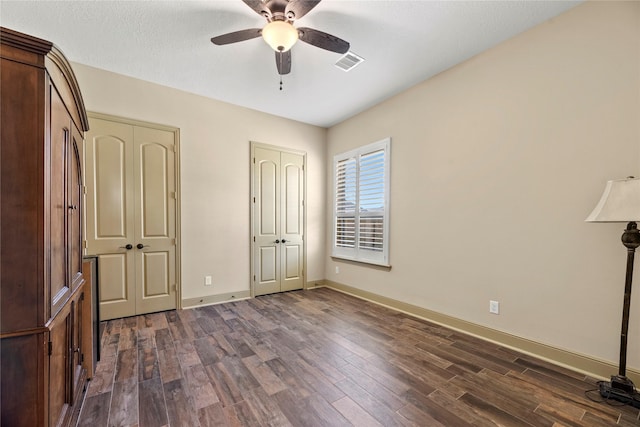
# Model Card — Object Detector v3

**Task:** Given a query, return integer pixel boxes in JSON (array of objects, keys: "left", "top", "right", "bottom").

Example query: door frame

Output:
[
  {"left": 83, "top": 111, "right": 183, "bottom": 310},
  {"left": 250, "top": 141, "right": 307, "bottom": 298}
]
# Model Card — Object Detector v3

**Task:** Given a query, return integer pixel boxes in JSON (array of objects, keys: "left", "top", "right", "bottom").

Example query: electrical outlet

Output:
[
  {"left": 489, "top": 300, "right": 500, "bottom": 314},
  {"left": 335, "top": 266, "right": 340, "bottom": 274},
  {"left": 205, "top": 276, "right": 212, "bottom": 286}
]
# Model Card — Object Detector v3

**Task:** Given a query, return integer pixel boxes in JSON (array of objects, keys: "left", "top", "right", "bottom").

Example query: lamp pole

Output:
[{"left": 618, "top": 221, "right": 640, "bottom": 380}]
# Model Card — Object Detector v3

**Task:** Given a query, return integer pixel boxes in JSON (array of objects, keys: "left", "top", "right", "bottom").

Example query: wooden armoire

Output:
[{"left": 0, "top": 27, "right": 92, "bottom": 427}]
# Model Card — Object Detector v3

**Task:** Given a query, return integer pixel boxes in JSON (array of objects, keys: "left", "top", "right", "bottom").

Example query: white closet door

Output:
[
  {"left": 85, "top": 117, "right": 177, "bottom": 319},
  {"left": 252, "top": 145, "right": 305, "bottom": 296}
]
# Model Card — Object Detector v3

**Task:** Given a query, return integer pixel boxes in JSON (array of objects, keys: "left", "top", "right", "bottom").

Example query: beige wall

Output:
[
  {"left": 326, "top": 1, "right": 640, "bottom": 371},
  {"left": 72, "top": 63, "right": 327, "bottom": 301},
  {"left": 72, "top": 0, "right": 640, "bottom": 375}
]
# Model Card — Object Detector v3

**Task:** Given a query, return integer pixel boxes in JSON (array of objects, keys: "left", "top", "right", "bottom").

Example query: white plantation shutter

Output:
[
  {"left": 335, "top": 157, "right": 356, "bottom": 248},
  {"left": 333, "top": 138, "right": 390, "bottom": 265}
]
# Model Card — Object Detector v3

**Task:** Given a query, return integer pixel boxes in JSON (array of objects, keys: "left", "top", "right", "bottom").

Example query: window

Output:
[{"left": 333, "top": 138, "right": 390, "bottom": 266}]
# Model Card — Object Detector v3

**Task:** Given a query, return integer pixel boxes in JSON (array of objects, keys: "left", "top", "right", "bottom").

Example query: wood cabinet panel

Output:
[
  {"left": 0, "top": 27, "right": 90, "bottom": 427},
  {"left": 70, "top": 127, "right": 84, "bottom": 292},
  {"left": 49, "top": 310, "right": 72, "bottom": 427},
  {"left": 0, "top": 334, "right": 46, "bottom": 427},
  {"left": 50, "top": 84, "right": 72, "bottom": 317},
  {"left": 0, "top": 52, "right": 46, "bottom": 333}
]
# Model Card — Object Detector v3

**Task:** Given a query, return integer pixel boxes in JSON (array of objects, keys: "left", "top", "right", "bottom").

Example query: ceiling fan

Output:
[{"left": 211, "top": 0, "right": 350, "bottom": 76}]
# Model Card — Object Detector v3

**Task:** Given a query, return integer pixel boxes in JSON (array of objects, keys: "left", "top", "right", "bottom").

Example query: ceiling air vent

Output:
[{"left": 335, "top": 51, "right": 364, "bottom": 72}]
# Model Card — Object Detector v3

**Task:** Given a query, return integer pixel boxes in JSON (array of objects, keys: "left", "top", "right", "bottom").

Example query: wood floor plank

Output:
[
  {"left": 242, "top": 354, "right": 287, "bottom": 396},
  {"left": 77, "top": 391, "right": 111, "bottom": 427},
  {"left": 138, "top": 347, "right": 160, "bottom": 381},
  {"left": 297, "top": 347, "right": 346, "bottom": 384},
  {"left": 79, "top": 288, "right": 636, "bottom": 427},
  {"left": 194, "top": 335, "right": 227, "bottom": 366},
  {"left": 87, "top": 354, "right": 117, "bottom": 397},
  {"left": 174, "top": 338, "right": 203, "bottom": 369},
  {"left": 332, "top": 396, "right": 384, "bottom": 427},
  {"left": 226, "top": 400, "right": 261, "bottom": 426},
  {"left": 336, "top": 361, "right": 405, "bottom": 411},
  {"left": 242, "top": 333, "right": 278, "bottom": 362},
  {"left": 139, "top": 377, "right": 168, "bottom": 427},
  {"left": 534, "top": 403, "right": 589, "bottom": 427},
  {"left": 279, "top": 356, "right": 346, "bottom": 403},
  {"left": 143, "top": 312, "right": 170, "bottom": 330},
  {"left": 198, "top": 402, "right": 231, "bottom": 427},
  {"left": 154, "top": 328, "right": 173, "bottom": 351},
  {"left": 402, "top": 387, "right": 475, "bottom": 427},
  {"left": 334, "top": 377, "right": 411, "bottom": 426},
  {"left": 342, "top": 353, "right": 411, "bottom": 396},
  {"left": 272, "top": 389, "right": 327, "bottom": 427},
  {"left": 450, "top": 370, "right": 552, "bottom": 426},
  {"left": 225, "top": 331, "right": 255, "bottom": 358},
  {"left": 204, "top": 360, "right": 250, "bottom": 407},
  {"left": 427, "top": 389, "right": 502, "bottom": 427},
  {"left": 137, "top": 327, "right": 156, "bottom": 349},
  {"left": 117, "top": 325, "right": 137, "bottom": 351},
  {"left": 459, "top": 392, "right": 537, "bottom": 427},
  {"left": 183, "top": 364, "right": 220, "bottom": 409},
  {"left": 164, "top": 378, "right": 201, "bottom": 426},
  {"left": 264, "top": 357, "right": 313, "bottom": 399},
  {"left": 396, "top": 402, "right": 447, "bottom": 427},
  {"left": 351, "top": 353, "right": 437, "bottom": 398},
  {"left": 242, "top": 384, "right": 293, "bottom": 427},
  {"left": 305, "top": 392, "right": 352, "bottom": 426},
  {"left": 157, "top": 347, "right": 182, "bottom": 383},
  {"left": 109, "top": 377, "right": 138, "bottom": 427}
]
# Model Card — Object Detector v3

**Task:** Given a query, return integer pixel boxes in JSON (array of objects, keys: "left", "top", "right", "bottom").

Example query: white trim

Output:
[{"left": 332, "top": 137, "right": 391, "bottom": 266}]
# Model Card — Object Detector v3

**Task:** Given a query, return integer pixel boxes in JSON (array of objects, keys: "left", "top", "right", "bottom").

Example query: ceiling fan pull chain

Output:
[{"left": 280, "top": 75, "right": 283, "bottom": 91}]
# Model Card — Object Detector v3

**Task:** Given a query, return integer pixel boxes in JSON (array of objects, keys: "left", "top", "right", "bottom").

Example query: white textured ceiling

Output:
[{"left": 0, "top": 0, "right": 581, "bottom": 127}]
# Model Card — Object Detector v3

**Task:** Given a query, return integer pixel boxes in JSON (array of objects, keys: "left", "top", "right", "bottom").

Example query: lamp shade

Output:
[
  {"left": 262, "top": 21, "right": 298, "bottom": 52},
  {"left": 586, "top": 177, "right": 640, "bottom": 222}
]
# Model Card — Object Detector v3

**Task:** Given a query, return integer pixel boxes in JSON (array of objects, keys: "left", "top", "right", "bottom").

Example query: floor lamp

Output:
[{"left": 586, "top": 176, "right": 640, "bottom": 407}]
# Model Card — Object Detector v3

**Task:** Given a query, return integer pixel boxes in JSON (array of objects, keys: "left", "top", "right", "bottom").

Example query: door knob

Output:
[
  {"left": 137, "top": 243, "right": 150, "bottom": 249},
  {"left": 281, "top": 239, "right": 287, "bottom": 243},
  {"left": 275, "top": 240, "right": 280, "bottom": 244},
  {"left": 119, "top": 244, "right": 133, "bottom": 250}
]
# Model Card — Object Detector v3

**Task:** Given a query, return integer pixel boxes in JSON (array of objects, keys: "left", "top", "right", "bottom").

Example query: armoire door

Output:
[
  {"left": 252, "top": 144, "right": 305, "bottom": 296},
  {"left": 84, "top": 116, "right": 178, "bottom": 320},
  {"left": 50, "top": 85, "right": 85, "bottom": 318}
]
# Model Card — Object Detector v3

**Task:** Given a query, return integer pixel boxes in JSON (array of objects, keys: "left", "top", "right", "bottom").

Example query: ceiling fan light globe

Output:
[{"left": 262, "top": 21, "right": 298, "bottom": 52}]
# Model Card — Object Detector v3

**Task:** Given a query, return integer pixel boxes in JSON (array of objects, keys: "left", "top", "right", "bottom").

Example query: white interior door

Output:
[
  {"left": 252, "top": 144, "right": 305, "bottom": 296},
  {"left": 85, "top": 116, "right": 178, "bottom": 320},
  {"left": 133, "top": 125, "right": 177, "bottom": 315},
  {"left": 84, "top": 120, "right": 136, "bottom": 319}
]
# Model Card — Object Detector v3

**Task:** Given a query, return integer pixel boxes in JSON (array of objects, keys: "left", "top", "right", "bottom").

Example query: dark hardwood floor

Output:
[{"left": 77, "top": 287, "right": 640, "bottom": 426}]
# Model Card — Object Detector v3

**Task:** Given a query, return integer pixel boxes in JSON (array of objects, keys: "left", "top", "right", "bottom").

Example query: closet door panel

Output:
[
  {"left": 134, "top": 126, "right": 176, "bottom": 314},
  {"left": 280, "top": 152, "right": 304, "bottom": 292},
  {"left": 85, "top": 120, "right": 136, "bottom": 320}
]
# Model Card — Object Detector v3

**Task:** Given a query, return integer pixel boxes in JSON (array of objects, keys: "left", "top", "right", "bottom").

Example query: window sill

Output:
[{"left": 331, "top": 256, "right": 392, "bottom": 271}]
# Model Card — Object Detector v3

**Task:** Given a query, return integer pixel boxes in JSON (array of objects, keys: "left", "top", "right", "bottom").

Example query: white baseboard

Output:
[{"left": 182, "top": 290, "right": 251, "bottom": 309}]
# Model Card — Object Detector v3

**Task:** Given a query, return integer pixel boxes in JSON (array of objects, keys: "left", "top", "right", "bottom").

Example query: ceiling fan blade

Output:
[
  {"left": 297, "top": 27, "right": 349, "bottom": 54},
  {"left": 275, "top": 50, "right": 292, "bottom": 75},
  {"left": 242, "top": 0, "right": 272, "bottom": 18},
  {"left": 285, "top": 0, "right": 321, "bottom": 20},
  {"left": 211, "top": 28, "right": 262, "bottom": 45}
]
